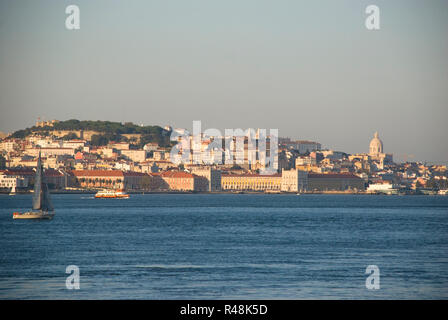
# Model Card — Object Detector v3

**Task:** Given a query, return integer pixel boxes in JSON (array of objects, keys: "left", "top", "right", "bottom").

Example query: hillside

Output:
[{"left": 10, "top": 119, "right": 172, "bottom": 147}]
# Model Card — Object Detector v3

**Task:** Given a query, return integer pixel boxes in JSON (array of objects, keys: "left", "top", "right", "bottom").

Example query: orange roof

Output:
[
  {"left": 70, "top": 170, "right": 124, "bottom": 177},
  {"left": 1, "top": 169, "right": 35, "bottom": 176},
  {"left": 161, "top": 171, "right": 195, "bottom": 179},
  {"left": 44, "top": 169, "right": 63, "bottom": 177},
  {"left": 147, "top": 172, "right": 162, "bottom": 177},
  {"left": 123, "top": 171, "right": 148, "bottom": 177},
  {"left": 308, "top": 173, "right": 360, "bottom": 179},
  {"left": 222, "top": 173, "right": 281, "bottom": 178},
  {"left": 30, "top": 147, "right": 74, "bottom": 150}
]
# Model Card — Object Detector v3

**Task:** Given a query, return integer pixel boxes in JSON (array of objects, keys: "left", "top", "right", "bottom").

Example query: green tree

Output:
[{"left": 62, "top": 132, "right": 79, "bottom": 140}]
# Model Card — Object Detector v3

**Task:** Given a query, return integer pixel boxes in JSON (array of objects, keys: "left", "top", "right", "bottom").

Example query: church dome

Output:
[{"left": 369, "top": 132, "right": 383, "bottom": 155}]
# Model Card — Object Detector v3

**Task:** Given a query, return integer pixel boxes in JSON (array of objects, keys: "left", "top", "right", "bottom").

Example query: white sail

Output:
[{"left": 32, "top": 152, "right": 54, "bottom": 212}]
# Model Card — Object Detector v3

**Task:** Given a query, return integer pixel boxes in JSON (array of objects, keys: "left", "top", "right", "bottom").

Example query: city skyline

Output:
[
  {"left": 1, "top": 119, "right": 445, "bottom": 165},
  {"left": 1, "top": 0, "right": 447, "bottom": 163}
]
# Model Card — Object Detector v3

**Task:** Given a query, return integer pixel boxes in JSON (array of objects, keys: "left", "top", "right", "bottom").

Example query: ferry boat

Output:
[
  {"left": 13, "top": 152, "right": 55, "bottom": 220},
  {"left": 95, "top": 189, "right": 130, "bottom": 199}
]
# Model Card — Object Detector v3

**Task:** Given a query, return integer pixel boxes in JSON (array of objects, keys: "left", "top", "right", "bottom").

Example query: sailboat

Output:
[
  {"left": 13, "top": 152, "right": 55, "bottom": 220},
  {"left": 9, "top": 185, "right": 16, "bottom": 195}
]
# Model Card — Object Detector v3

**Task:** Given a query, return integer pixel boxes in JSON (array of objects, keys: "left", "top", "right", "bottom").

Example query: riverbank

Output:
[{"left": 1, "top": 189, "right": 443, "bottom": 195}]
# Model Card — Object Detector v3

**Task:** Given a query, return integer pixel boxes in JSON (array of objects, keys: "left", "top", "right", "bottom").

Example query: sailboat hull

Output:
[{"left": 13, "top": 211, "right": 55, "bottom": 220}]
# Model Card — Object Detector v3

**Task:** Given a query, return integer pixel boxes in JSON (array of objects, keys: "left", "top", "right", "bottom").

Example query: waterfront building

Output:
[
  {"left": 70, "top": 170, "right": 148, "bottom": 190},
  {"left": 44, "top": 169, "right": 66, "bottom": 189},
  {"left": 221, "top": 173, "right": 282, "bottom": 191},
  {"left": 190, "top": 167, "right": 222, "bottom": 192},
  {"left": 308, "top": 173, "right": 365, "bottom": 192},
  {"left": 0, "top": 170, "right": 29, "bottom": 190},
  {"left": 160, "top": 171, "right": 208, "bottom": 192},
  {"left": 123, "top": 171, "right": 150, "bottom": 190},
  {"left": 70, "top": 170, "right": 125, "bottom": 189},
  {"left": 281, "top": 169, "right": 308, "bottom": 192}
]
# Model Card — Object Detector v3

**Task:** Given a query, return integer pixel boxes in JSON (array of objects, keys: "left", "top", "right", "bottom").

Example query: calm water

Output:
[{"left": 0, "top": 194, "right": 447, "bottom": 299}]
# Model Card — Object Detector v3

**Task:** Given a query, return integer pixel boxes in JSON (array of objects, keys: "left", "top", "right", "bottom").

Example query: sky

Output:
[{"left": 0, "top": 0, "right": 447, "bottom": 163}]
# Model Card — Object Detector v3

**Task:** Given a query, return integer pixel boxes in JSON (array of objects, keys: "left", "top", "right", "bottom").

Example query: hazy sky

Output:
[{"left": 0, "top": 0, "right": 447, "bottom": 163}]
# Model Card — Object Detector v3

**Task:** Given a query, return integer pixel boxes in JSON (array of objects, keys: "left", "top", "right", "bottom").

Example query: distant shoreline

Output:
[{"left": 0, "top": 190, "right": 443, "bottom": 196}]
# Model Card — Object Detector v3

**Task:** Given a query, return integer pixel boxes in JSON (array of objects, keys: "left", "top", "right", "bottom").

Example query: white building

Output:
[
  {"left": 281, "top": 169, "right": 308, "bottom": 192},
  {"left": 368, "top": 132, "right": 393, "bottom": 164},
  {"left": 25, "top": 147, "right": 75, "bottom": 157},
  {"left": 35, "top": 138, "right": 63, "bottom": 148},
  {"left": 62, "top": 140, "right": 86, "bottom": 149},
  {"left": 120, "top": 150, "right": 147, "bottom": 163},
  {"left": 0, "top": 140, "right": 18, "bottom": 152},
  {"left": 0, "top": 172, "right": 29, "bottom": 189}
]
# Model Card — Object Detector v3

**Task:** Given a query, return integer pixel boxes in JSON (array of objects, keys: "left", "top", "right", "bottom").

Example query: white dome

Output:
[{"left": 369, "top": 132, "right": 383, "bottom": 155}]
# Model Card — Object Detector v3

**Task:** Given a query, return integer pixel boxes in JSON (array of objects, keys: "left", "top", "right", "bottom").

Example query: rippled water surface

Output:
[{"left": 1, "top": 194, "right": 447, "bottom": 299}]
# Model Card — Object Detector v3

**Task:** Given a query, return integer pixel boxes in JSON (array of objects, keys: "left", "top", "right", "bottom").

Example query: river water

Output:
[{"left": 0, "top": 194, "right": 447, "bottom": 299}]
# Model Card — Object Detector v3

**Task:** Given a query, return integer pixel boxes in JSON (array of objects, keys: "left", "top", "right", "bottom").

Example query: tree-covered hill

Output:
[{"left": 10, "top": 119, "right": 172, "bottom": 147}]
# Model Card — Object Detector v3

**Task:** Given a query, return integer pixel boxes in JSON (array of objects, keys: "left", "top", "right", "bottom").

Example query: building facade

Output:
[
  {"left": 190, "top": 167, "right": 222, "bottom": 192},
  {"left": 160, "top": 171, "right": 208, "bottom": 192},
  {"left": 0, "top": 171, "right": 29, "bottom": 190},
  {"left": 120, "top": 149, "right": 147, "bottom": 163},
  {"left": 70, "top": 170, "right": 148, "bottom": 190},
  {"left": 281, "top": 169, "right": 308, "bottom": 192},
  {"left": 221, "top": 173, "right": 282, "bottom": 191},
  {"left": 308, "top": 173, "right": 365, "bottom": 191}
]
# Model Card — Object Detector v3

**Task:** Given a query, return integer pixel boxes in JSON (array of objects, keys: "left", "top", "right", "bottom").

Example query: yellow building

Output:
[{"left": 221, "top": 173, "right": 282, "bottom": 191}]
